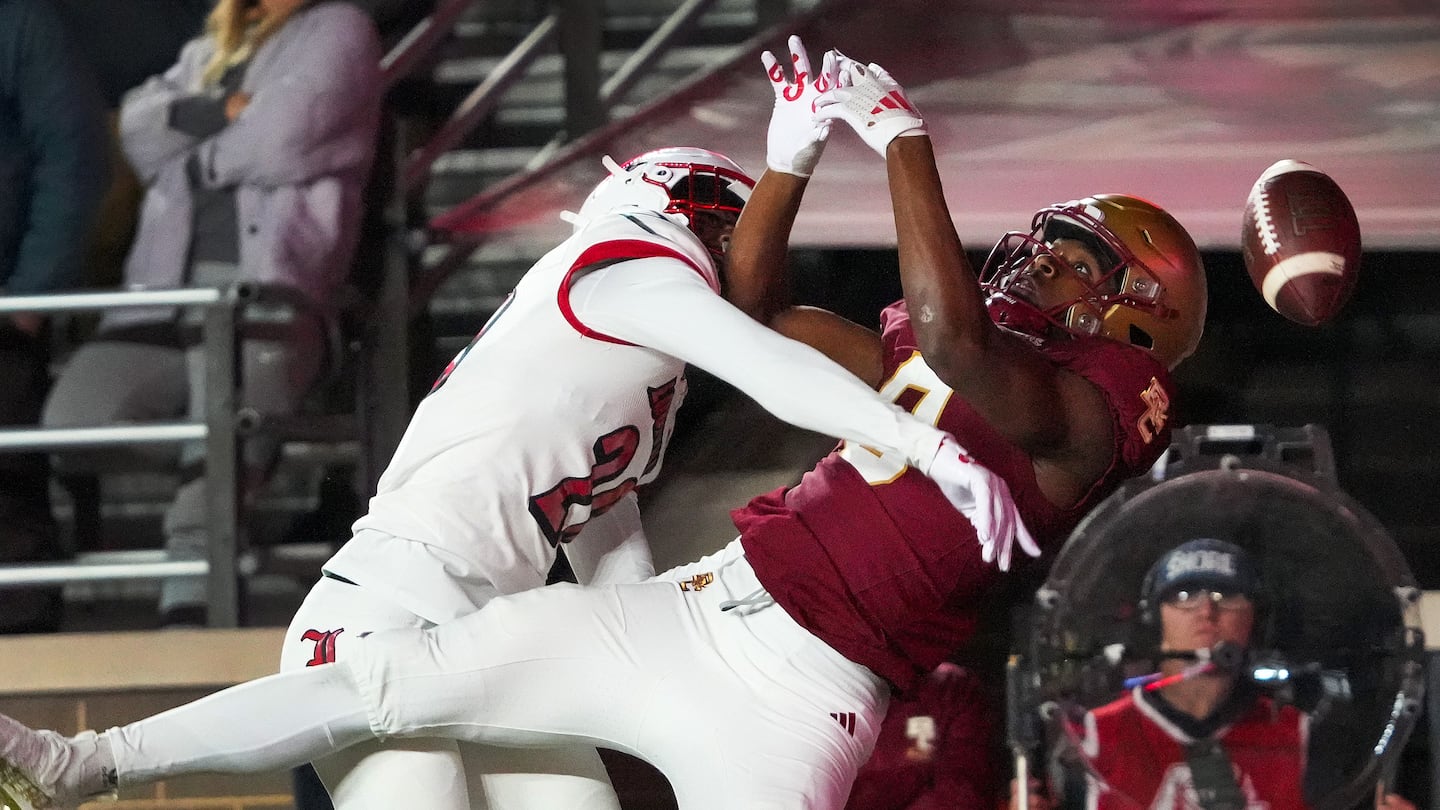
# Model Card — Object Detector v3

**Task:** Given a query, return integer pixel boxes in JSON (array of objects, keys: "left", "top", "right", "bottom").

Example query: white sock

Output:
[
  {"left": 108, "top": 663, "right": 375, "bottom": 786},
  {"left": 65, "top": 730, "right": 116, "bottom": 798}
]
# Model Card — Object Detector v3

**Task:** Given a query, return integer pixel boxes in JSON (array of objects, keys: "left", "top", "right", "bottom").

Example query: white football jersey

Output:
[{"left": 328, "top": 209, "right": 716, "bottom": 619}]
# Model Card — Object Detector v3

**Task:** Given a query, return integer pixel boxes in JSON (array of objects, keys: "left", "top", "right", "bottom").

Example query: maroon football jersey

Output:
[
  {"left": 1079, "top": 691, "right": 1309, "bottom": 810},
  {"left": 736, "top": 300, "right": 1175, "bottom": 690},
  {"left": 844, "top": 663, "right": 1001, "bottom": 810}
]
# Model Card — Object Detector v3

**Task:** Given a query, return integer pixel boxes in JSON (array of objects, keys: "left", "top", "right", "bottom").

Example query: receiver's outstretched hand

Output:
[
  {"left": 813, "top": 52, "right": 927, "bottom": 159},
  {"left": 761, "top": 35, "right": 832, "bottom": 177},
  {"left": 926, "top": 436, "right": 1040, "bottom": 572}
]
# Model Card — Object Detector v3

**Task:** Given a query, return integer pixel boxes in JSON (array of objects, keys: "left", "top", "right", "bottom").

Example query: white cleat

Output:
[{"left": 0, "top": 714, "right": 113, "bottom": 810}]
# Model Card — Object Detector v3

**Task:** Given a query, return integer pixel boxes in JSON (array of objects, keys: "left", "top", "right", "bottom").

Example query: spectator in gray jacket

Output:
[
  {"left": 41, "top": 0, "right": 384, "bottom": 626},
  {"left": 0, "top": 0, "right": 109, "bottom": 633}
]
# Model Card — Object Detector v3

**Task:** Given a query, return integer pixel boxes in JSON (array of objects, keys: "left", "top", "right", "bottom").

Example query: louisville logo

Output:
[{"left": 301, "top": 628, "right": 344, "bottom": 667}]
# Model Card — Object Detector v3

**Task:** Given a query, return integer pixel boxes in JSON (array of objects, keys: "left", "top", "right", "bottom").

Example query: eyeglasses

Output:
[{"left": 1163, "top": 589, "right": 1252, "bottom": 612}]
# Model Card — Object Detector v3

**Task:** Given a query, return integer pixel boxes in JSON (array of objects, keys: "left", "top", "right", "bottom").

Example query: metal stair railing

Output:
[
  {"left": 406, "top": 0, "right": 819, "bottom": 312},
  {"left": 361, "top": 0, "right": 811, "bottom": 468},
  {"left": 0, "top": 0, "right": 493, "bottom": 628},
  {"left": 399, "top": 11, "right": 561, "bottom": 196},
  {"left": 380, "top": 0, "right": 476, "bottom": 91},
  {"left": 0, "top": 287, "right": 245, "bottom": 626}
]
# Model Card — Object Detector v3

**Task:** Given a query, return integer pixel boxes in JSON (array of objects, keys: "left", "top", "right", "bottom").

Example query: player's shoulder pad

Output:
[
  {"left": 580, "top": 209, "right": 699, "bottom": 251},
  {"left": 577, "top": 209, "right": 717, "bottom": 283},
  {"left": 1053, "top": 335, "right": 1172, "bottom": 392}
]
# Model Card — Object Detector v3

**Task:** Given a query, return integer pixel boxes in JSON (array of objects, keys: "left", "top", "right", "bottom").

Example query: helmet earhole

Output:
[{"left": 1129, "top": 324, "right": 1155, "bottom": 350}]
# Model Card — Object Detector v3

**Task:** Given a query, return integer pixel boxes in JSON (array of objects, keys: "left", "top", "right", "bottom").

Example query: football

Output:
[{"left": 1240, "top": 159, "right": 1361, "bottom": 326}]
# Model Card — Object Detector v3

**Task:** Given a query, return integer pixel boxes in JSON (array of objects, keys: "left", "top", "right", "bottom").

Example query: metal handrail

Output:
[
  {"left": 0, "top": 0, "right": 487, "bottom": 619},
  {"left": 380, "top": 0, "right": 475, "bottom": 90},
  {"left": 600, "top": 0, "right": 720, "bottom": 107},
  {"left": 0, "top": 423, "right": 206, "bottom": 451},
  {"left": 398, "top": 0, "right": 742, "bottom": 205},
  {"left": 401, "top": 12, "right": 560, "bottom": 196},
  {"left": 0, "top": 556, "right": 209, "bottom": 587},
  {"left": 0, "top": 287, "right": 229, "bottom": 312},
  {"left": 514, "top": 0, "right": 724, "bottom": 195},
  {"left": 412, "top": 1, "right": 826, "bottom": 311},
  {"left": 0, "top": 286, "right": 242, "bottom": 626}
]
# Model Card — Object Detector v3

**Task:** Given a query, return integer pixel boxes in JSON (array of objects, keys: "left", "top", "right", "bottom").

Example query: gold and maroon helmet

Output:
[{"left": 980, "top": 194, "right": 1208, "bottom": 369}]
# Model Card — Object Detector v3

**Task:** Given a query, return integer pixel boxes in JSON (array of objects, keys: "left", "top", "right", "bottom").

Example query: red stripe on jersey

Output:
[{"left": 558, "top": 238, "right": 715, "bottom": 344}]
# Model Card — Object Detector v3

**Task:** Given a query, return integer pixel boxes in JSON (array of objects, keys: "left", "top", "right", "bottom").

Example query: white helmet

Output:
[{"left": 570, "top": 147, "right": 755, "bottom": 237}]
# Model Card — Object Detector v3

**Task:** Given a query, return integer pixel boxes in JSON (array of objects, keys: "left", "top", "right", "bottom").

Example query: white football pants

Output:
[
  {"left": 108, "top": 541, "right": 887, "bottom": 809},
  {"left": 345, "top": 539, "right": 888, "bottom": 809},
  {"left": 279, "top": 575, "right": 620, "bottom": 810}
]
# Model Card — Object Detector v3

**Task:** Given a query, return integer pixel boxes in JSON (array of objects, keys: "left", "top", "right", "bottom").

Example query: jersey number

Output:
[
  {"left": 528, "top": 378, "right": 679, "bottom": 545},
  {"left": 838, "top": 352, "right": 952, "bottom": 485}
]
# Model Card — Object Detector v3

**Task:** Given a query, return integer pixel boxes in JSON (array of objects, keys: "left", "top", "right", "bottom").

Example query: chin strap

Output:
[{"left": 719, "top": 587, "right": 775, "bottom": 613}]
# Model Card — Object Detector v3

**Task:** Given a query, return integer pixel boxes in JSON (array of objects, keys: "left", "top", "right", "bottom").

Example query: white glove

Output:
[
  {"left": 813, "top": 52, "right": 927, "bottom": 158},
  {"left": 761, "top": 35, "right": 832, "bottom": 177},
  {"left": 925, "top": 436, "right": 1041, "bottom": 572}
]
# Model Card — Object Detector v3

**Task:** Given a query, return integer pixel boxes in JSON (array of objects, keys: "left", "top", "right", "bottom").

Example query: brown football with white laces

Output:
[{"left": 1241, "top": 160, "right": 1361, "bottom": 326}]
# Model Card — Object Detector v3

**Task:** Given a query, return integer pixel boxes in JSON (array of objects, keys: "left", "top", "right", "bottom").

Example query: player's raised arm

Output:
[
  {"left": 575, "top": 256, "right": 1033, "bottom": 569},
  {"left": 727, "top": 39, "right": 886, "bottom": 386},
  {"left": 725, "top": 35, "right": 829, "bottom": 324},
  {"left": 815, "top": 55, "right": 1111, "bottom": 478}
]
